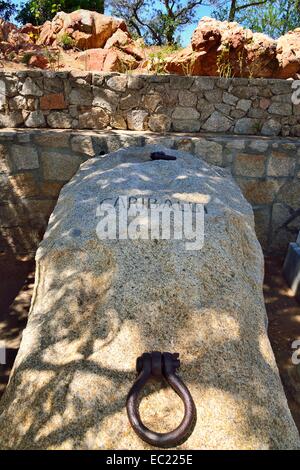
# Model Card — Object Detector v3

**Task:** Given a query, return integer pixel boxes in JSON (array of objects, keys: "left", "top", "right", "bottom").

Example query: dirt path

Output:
[
  {"left": 0, "top": 253, "right": 299, "bottom": 435},
  {"left": 0, "top": 253, "right": 35, "bottom": 396},
  {"left": 264, "top": 255, "right": 300, "bottom": 431}
]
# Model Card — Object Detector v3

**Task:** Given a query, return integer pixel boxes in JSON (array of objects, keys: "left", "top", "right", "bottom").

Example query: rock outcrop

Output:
[
  {"left": 0, "top": 145, "right": 299, "bottom": 450},
  {"left": 0, "top": 18, "right": 33, "bottom": 54},
  {"left": 166, "top": 17, "right": 278, "bottom": 78},
  {"left": 36, "top": 10, "right": 128, "bottom": 50},
  {"left": 77, "top": 47, "right": 140, "bottom": 72},
  {"left": 276, "top": 28, "right": 300, "bottom": 78}
]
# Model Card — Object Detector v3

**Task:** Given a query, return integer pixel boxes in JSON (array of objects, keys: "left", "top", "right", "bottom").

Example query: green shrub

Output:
[{"left": 57, "top": 33, "right": 74, "bottom": 50}]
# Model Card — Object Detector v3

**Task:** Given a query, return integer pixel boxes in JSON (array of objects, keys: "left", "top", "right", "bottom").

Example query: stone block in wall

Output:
[
  {"left": 110, "top": 114, "right": 127, "bottom": 130},
  {"left": 234, "top": 118, "right": 259, "bottom": 135},
  {"left": 33, "top": 131, "right": 70, "bottom": 148},
  {"left": 194, "top": 139, "right": 223, "bottom": 166},
  {"left": 202, "top": 111, "right": 232, "bottom": 132},
  {"left": 0, "top": 144, "right": 13, "bottom": 174},
  {"left": 178, "top": 90, "right": 198, "bottom": 107},
  {"left": 78, "top": 108, "right": 110, "bottom": 129},
  {"left": 71, "top": 135, "right": 95, "bottom": 156},
  {"left": 11, "top": 145, "right": 39, "bottom": 170},
  {"left": 143, "top": 135, "right": 176, "bottom": 148},
  {"left": 92, "top": 133, "right": 144, "bottom": 154},
  {"left": 168, "top": 75, "right": 192, "bottom": 90},
  {"left": 172, "top": 107, "right": 200, "bottom": 120},
  {"left": 231, "top": 85, "right": 259, "bottom": 100},
  {"left": 127, "top": 75, "right": 144, "bottom": 90},
  {"left": 270, "top": 203, "right": 299, "bottom": 252},
  {"left": 277, "top": 179, "right": 300, "bottom": 210},
  {"left": 261, "top": 119, "right": 281, "bottom": 136},
  {"left": 268, "top": 103, "right": 293, "bottom": 116},
  {"left": 267, "top": 151, "right": 296, "bottom": 177},
  {"left": 216, "top": 103, "right": 232, "bottom": 115},
  {"left": 6, "top": 174, "right": 40, "bottom": 199},
  {"left": 204, "top": 88, "right": 223, "bottom": 104},
  {"left": 106, "top": 75, "right": 127, "bottom": 92},
  {"left": 236, "top": 178, "right": 285, "bottom": 205},
  {"left": 0, "top": 112, "right": 24, "bottom": 127},
  {"left": 175, "top": 137, "right": 194, "bottom": 153},
  {"left": 127, "top": 110, "right": 148, "bottom": 131},
  {"left": 0, "top": 80, "right": 6, "bottom": 111},
  {"left": 41, "top": 150, "right": 83, "bottom": 181},
  {"left": 40, "top": 93, "right": 66, "bottom": 110},
  {"left": 47, "top": 111, "right": 73, "bottom": 129},
  {"left": 142, "top": 94, "right": 163, "bottom": 113},
  {"left": 148, "top": 114, "right": 171, "bottom": 133},
  {"left": 38, "top": 181, "right": 65, "bottom": 198},
  {"left": 272, "top": 203, "right": 295, "bottom": 231},
  {"left": 92, "top": 88, "right": 119, "bottom": 112},
  {"left": 0, "top": 225, "right": 43, "bottom": 254},
  {"left": 253, "top": 206, "right": 271, "bottom": 249},
  {"left": 69, "top": 88, "right": 93, "bottom": 106},
  {"left": 20, "top": 77, "right": 43, "bottom": 97},
  {"left": 223, "top": 92, "right": 239, "bottom": 106},
  {"left": 43, "top": 75, "right": 64, "bottom": 94},
  {"left": 234, "top": 153, "right": 266, "bottom": 177},
  {"left": 25, "top": 111, "right": 46, "bottom": 128},
  {"left": 8, "top": 96, "right": 27, "bottom": 111},
  {"left": 0, "top": 199, "right": 56, "bottom": 227},
  {"left": 190, "top": 76, "right": 214, "bottom": 91},
  {"left": 2, "top": 77, "right": 18, "bottom": 98},
  {"left": 172, "top": 119, "right": 201, "bottom": 132},
  {"left": 119, "top": 92, "right": 140, "bottom": 110},
  {"left": 237, "top": 99, "right": 252, "bottom": 113},
  {"left": 248, "top": 140, "right": 269, "bottom": 152}
]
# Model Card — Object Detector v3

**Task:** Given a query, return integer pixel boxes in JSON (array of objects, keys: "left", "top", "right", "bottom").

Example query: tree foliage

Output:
[
  {"left": 0, "top": 0, "right": 16, "bottom": 21},
  {"left": 212, "top": 0, "right": 300, "bottom": 37},
  {"left": 16, "top": 0, "right": 104, "bottom": 25},
  {"left": 108, "top": 0, "right": 205, "bottom": 45}
]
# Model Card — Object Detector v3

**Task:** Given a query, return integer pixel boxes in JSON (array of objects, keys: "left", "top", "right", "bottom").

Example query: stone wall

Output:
[
  {"left": 0, "top": 129, "right": 299, "bottom": 256},
  {"left": 1, "top": 71, "right": 300, "bottom": 136}
]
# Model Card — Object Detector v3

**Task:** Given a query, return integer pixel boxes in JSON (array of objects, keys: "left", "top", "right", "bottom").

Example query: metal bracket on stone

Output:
[
  {"left": 150, "top": 152, "right": 177, "bottom": 161},
  {"left": 126, "top": 351, "right": 196, "bottom": 448}
]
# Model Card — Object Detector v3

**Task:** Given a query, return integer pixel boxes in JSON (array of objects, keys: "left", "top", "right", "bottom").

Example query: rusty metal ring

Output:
[{"left": 126, "top": 351, "right": 196, "bottom": 448}]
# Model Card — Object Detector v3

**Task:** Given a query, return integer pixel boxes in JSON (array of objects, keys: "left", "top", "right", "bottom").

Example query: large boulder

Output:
[
  {"left": 276, "top": 28, "right": 300, "bottom": 78},
  {"left": 0, "top": 18, "right": 33, "bottom": 54},
  {"left": 37, "top": 10, "right": 128, "bottom": 50},
  {"left": 77, "top": 46, "right": 139, "bottom": 72},
  {"left": 0, "top": 145, "right": 299, "bottom": 450},
  {"left": 167, "top": 17, "right": 278, "bottom": 77},
  {"left": 165, "top": 46, "right": 206, "bottom": 75}
]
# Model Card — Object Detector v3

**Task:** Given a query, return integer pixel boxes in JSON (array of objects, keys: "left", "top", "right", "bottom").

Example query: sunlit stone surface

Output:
[{"left": 0, "top": 146, "right": 299, "bottom": 449}]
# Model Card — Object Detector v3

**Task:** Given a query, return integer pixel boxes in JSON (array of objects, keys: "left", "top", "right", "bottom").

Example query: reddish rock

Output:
[
  {"left": 37, "top": 10, "right": 129, "bottom": 50},
  {"left": 77, "top": 47, "right": 139, "bottom": 72},
  {"left": 104, "top": 28, "right": 130, "bottom": 49},
  {"left": 276, "top": 28, "right": 300, "bottom": 78},
  {"left": 40, "top": 93, "right": 66, "bottom": 110},
  {"left": 19, "top": 24, "right": 41, "bottom": 38},
  {"left": 167, "top": 17, "right": 277, "bottom": 78},
  {"left": 260, "top": 98, "right": 271, "bottom": 110},
  {"left": 36, "top": 21, "right": 53, "bottom": 46},
  {"left": 165, "top": 46, "right": 205, "bottom": 75},
  {"left": 245, "top": 32, "right": 278, "bottom": 78},
  {"left": 104, "top": 29, "right": 145, "bottom": 61},
  {"left": 0, "top": 18, "right": 32, "bottom": 53},
  {"left": 77, "top": 48, "right": 109, "bottom": 71},
  {"left": 28, "top": 53, "right": 49, "bottom": 69}
]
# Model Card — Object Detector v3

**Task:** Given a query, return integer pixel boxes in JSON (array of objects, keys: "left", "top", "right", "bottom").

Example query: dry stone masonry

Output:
[
  {"left": 1, "top": 71, "right": 300, "bottom": 136},
  {"left": 0, "top": 129, "right": 300, "bottom": 256}
]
